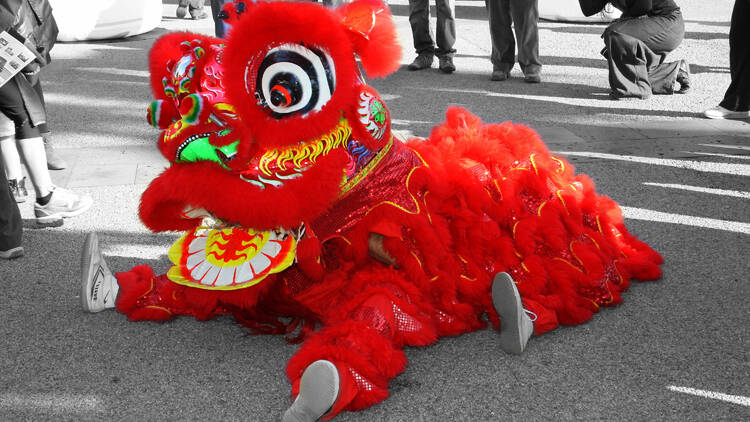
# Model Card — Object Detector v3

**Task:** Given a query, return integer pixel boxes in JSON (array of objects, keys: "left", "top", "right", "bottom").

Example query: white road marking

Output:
[
  {"left": 642, "top": 183, "right": 750, "bottom": 199},
  {"left": 105, "top": 244, "right": 172, "bottom": 260},
  {"left": 74, "top": 67, "right": 150, "bottom": 78},
  {"left": 391, "top": 119, "right": 433, "bottom": 126},
  {"left": 0, "top": 393, "right": 103, "bottom": 412},
  {"left": 556, "top": 151, "right": 750, "bottom": 176},
  {"left": 682, "top": 151, "right": 750, "bottom": 160},
  {"left": 667, "top": 386, "right": 750, "bottom": 407},
  {"left": 621, "top": 207, "right": 750, "bottom": 234},
  {"left": 698, "top": 144, "right": 750, "bottom": 151}
]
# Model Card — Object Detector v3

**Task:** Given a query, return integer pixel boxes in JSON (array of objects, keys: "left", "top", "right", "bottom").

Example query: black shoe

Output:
[
  {"left": 407, "top": 54, "right": 434, "bottom": 71},
  {"left": 676, "top": 60, "right": 691, "bottom": 94},
  {"left": 438, "top": 56, "right": 455, "bottom": 74},
  {"left": 490, "top": 69, "right": 508, "bottom": 81}
]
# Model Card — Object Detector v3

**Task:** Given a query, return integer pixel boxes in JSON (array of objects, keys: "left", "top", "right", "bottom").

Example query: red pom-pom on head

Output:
[{"left": 337, "top": 0, "right": 401, "bottom": 78}]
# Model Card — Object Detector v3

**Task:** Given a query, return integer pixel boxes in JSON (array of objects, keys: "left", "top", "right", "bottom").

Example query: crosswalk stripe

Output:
[
  {"left": 682, "top": 151, "right": 750, "bottom": 160},
  {"left": 667, "top": 386, "right": 750, "bottom": 407},
  {"left": 621, "top": 207, "right": 750, "bottom": 234},
  {"left": 642, "top": 183, "right": 750, "bottom": 199},
  {"left": 556, "top": 151, "right": 750, "bottom": 176},
  {"left": 698, "top": 144, "right": 750, "bottom": 151}
]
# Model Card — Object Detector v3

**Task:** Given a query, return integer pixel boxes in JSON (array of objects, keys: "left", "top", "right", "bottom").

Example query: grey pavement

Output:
[{"left": 1, "top": 1, "right": 749, "bottom": 422}]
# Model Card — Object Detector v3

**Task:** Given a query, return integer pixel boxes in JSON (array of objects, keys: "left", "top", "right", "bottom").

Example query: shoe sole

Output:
[
  {"left": 283, "top": 360, "right": 339, "bottom": 422},
  {"left": 36, "top": 196, "right": 93, "bottom": 225},
  {"left": 704, "top": 112, "right": 750, "bottom": 120},
  {"left": 81, "top": 232, "right": 102, "bottom": 313},
  {"left": 0, "top": 246, "right": 24, "bottom": 259},
  {"left": 492, "top": 272, "right": 527, "bottom": 355}
]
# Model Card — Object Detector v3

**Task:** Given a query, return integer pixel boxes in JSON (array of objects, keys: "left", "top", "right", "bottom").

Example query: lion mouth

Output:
[{"left": 168, "top": 206, "right": 302, "bottom": 290}]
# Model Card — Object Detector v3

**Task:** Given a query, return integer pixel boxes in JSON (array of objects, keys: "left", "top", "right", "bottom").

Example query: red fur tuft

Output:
[{"left": 336, "top": 0, "right": 402, "bottom": 78}]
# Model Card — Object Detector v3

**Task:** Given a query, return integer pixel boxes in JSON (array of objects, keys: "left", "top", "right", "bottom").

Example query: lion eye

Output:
[{"left": 252, "top": 44, "right": 335, "bottom": 118}]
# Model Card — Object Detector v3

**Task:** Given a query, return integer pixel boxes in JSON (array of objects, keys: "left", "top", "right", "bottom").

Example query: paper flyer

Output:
[{"left": 0, "top": 31, "right": 36, "bottom": 88}]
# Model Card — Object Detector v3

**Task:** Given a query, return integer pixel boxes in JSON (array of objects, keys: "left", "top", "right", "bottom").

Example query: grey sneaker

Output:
[
  {"left": 81, "top": 232, "right": 118, "bottom": 313},
  {"left": 524, "top": 72, "right": 541, "bottom": 83},
  {"left": 8, "top": 177, "right": 27, "bottom": 203},
  {"left": 0, "top": 246, "right": 24, "bottom": 260},
  {"left": 490, "top": 69, "right": 509, "bottom": 81},
  {"left": 438, "top": 56, "right": 455, "bottom": 74},
  {"left": 34, "top": 186, "right": 93, "bottom": 225},
  {"left": 492, "top": 272, "right": 534, "bottom": 355},
  {"left": 44, "top": 137, "right": 67, "bottom": 170},
  {"left": 407, "top": 54, "right": 434, "bottom": 71},
  {"left": 282, "top": 360, "right": 339, "bottom": 422}
]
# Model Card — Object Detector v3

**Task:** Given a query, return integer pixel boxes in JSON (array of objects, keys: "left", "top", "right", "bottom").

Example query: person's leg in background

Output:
[
  {"left": 510, "top": 0, "right": 541, "bottom": 82},
  {"left": 706, "top": 0, "right": 750, "bottom": 119},
  {"left": 189, "top": 0, "right": 209, "bottom": 20},
  {"left": 485, "top": 0, "right": 515, "bottom": 80},
  {"left": 210, "top": 0, "right": 228, "bottom": 37},
  {"left": 29, "top": 78, "right": 66, "bottom": 170},
  {"left": 0, "top": 154, "right": 23, "bottom": 259},
  {"left": 602, "top": 11, "right": 685, "bottom": 98},
  {"left": 407, "top": 0, "right": 437, "bottom": 70},
  {"left": 434, "top": 0, "right": 457, "bottom": 73},
  {"left": 0, "top": 114, "right": 26, "bottom": 203}
]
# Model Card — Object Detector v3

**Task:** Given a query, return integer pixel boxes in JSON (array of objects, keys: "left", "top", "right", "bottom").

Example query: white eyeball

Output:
[{"left": 249, "top": 43, "right": 335, "bottom": 119}]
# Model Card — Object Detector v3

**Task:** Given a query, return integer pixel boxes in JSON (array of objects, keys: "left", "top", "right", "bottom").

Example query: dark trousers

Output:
[
  {"left": 0, "top": 76, "right": 48, "bottom": 139},
  {"left": 210, "top": 0, "right": 228, "bottom": 38},
  {"left": 408, "top": 0, "right": 456, "bottom": 57},
  {"left": 485, "top": 0, "right": 541, "bottom": 74},
  {"left": 0, "top": 157, "right": 22, "bottom": 251},
  {"left": 720, "top": 0, "right": 750, "bottom": 112},
  {"left": 602, "top": 10, "right": 684, "bottom": 98}
]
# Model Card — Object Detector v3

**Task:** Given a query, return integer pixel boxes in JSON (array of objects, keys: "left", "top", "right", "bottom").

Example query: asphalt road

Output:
[{"left": 1, "top": 1, "right": 748, "bottom": 421}]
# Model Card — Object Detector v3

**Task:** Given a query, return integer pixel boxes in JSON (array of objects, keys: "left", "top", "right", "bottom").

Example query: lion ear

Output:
[{"left": 338, "top": 0, "right": 401, "bottom": 78}]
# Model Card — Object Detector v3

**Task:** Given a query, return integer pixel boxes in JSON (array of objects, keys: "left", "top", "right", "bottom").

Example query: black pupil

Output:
[{"left": 269, "top": 75, "right": 301, "bottom": 107}]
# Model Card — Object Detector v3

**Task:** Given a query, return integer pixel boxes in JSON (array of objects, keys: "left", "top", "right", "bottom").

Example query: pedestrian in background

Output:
[
  {"left": 176, "top": 0, "right": 209, "bottom": 20},
  {"left": 406, "top": 0, "right": 457, "bottom": 73},
  {"left": 579, "top": 0, "right": 690, "bottom": 99},
  {"left": 0, "top": 155, "right": 22, "bottom": 259},
  {"left": 485, "top": 0, "right": 542, "bottom": 83},
  {"left": 210, "top": 0, "right": 229, "bottom": 37},
  {"left": 0, "top": 0, "right": 92, "bottom": 226},
  {"left": 704, "top": 0, "right": 749, "bottom": 119}
]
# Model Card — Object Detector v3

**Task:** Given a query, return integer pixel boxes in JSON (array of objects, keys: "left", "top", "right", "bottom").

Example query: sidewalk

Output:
[{"left": 25, "top": 0, "right": 748, "bottom": 220}]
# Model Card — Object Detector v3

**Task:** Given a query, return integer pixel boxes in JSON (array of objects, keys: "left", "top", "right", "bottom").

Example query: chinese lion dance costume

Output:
[{"left": 80, "top": 1, "right": 663, "bottom": 420}]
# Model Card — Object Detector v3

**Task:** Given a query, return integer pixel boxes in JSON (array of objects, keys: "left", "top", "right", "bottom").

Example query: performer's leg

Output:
[
  {"left": 407, "top": 0, "right": 436, "bottom": 70},
  {"left": 0, "top": 153, "right": 22, "bottom": 259},
  {"left": 80, "top": 232, "right": 224, "bottom": 322},
  {"left": 284, "top": 268, "right": 439, "bottom": 420},
  {"left": 491, "top": 272, "right": 533, "bottom": 355}
]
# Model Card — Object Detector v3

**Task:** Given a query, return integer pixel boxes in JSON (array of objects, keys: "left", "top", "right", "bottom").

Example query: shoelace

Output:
[{"left": 524, "top": 309, "right": 538, "bottom": 322}]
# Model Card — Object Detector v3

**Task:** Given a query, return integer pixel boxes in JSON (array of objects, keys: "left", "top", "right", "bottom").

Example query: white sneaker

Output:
[
  {"left": 81, "top": 232, "right": 118, "bottom": 313},
  {"left": 282, "top": 360, "right": 339, "bottom": 422},
  {"left": 34, "top": 186, "right": 93, "bottom": 225},
  {"left": 492, "top": 272, "right": 534, "bottom": 355},
  {"left": 703, "top": 105, "right": 750, "bottom": 120}
]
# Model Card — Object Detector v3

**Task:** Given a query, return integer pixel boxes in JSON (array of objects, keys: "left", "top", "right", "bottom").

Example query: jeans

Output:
[
  {"left": 485, "top": 0, "right": 541, "bottom": 74},
  {"left": 408, "top": 0, "right": 457, "bottom": 57}
]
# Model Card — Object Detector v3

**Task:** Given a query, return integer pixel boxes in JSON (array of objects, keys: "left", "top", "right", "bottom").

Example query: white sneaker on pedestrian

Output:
[
  {"left": 34, "top": 186, "right": 93, "bottom": 225},
  {"left": 81, "top": 232, "right": 118, "bottom": 313},
  {"left": 0, "top": 246, "right": 24, "bottom": 260},
  {"left": 703, "top": 105, "right": 750, "bottom": 120},
  {"left": 282, "top": 360, "right": 339, "bottom": 422},
  {"left": 492, "top": 272, "right": 534, "bottom": 355}
]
